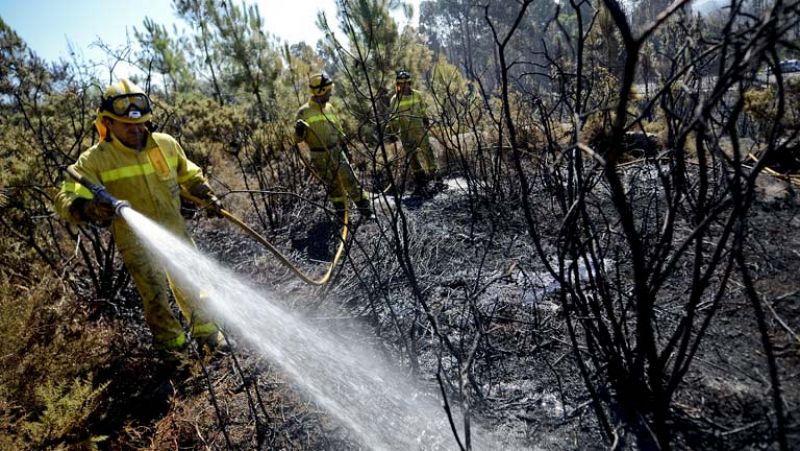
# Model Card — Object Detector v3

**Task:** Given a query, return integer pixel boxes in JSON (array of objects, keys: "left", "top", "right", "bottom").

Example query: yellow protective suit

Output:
[
  {"left": 54, "top": 131, "right": 219, "bottom": 350},
  {"left": 388, "top": 89, "right": 438, "bottom": 179},
  {"left": 295, "top": 99, "right": 368, "bottom": 210}
]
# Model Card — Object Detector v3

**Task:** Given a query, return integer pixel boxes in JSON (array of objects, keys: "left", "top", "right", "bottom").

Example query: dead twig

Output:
[{"left": 765, "top": 292, "right": 800, "bottom": 344}]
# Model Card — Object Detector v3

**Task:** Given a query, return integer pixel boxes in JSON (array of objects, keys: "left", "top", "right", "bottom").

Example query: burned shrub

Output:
[{"left": 589, "top": 129, "right": 662, "bottom": 161}]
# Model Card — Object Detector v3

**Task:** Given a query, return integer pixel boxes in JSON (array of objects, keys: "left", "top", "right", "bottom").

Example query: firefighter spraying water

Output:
[{"left": 55, "top": 79, "right": 227, "bottom": 356}]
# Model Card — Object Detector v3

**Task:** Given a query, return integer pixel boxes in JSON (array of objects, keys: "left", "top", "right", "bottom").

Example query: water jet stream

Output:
[{"left": 121, "top": 208, "right": 510, "bottom": 450}]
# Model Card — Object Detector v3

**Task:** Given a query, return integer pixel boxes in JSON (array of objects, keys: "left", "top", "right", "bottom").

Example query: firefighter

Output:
[
  {"left": 387, "top": 69, "right": 442, "bottom": 197},
  {"left": 294, "top": 72, "right": 372, "bottom": 221},
  {"left": 54, "top": 79, "right": 226, "bottom": 356}
]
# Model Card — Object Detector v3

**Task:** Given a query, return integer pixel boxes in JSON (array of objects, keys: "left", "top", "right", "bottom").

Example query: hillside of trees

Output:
[{"left": 2, "top": 0, "right": 800, "bottom": 449}]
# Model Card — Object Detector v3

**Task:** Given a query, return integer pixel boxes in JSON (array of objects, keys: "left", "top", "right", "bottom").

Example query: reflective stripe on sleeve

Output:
[{"left": 61, "top": 180, "right": 94, "bottom": 199}]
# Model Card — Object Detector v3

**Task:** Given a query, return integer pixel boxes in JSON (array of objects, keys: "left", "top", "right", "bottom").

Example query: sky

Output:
[{"left": 1, "top": 0, "right": 420, "bottom": 77}]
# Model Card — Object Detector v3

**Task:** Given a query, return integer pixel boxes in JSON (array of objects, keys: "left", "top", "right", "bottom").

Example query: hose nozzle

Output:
[{"left": 113, "top": 199, "right": 131, "bottom": 216}]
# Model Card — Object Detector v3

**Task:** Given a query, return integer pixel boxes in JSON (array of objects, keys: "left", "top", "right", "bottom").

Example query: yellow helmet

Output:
[
  {"left": 309, "top": 72, "right": 334, "bottom": 97},
  {"left": 95, "top": 79, "right": 153, "bottom": 141},
  {"left": 98, "top": 78, "right": 153, "bottom": 124}
]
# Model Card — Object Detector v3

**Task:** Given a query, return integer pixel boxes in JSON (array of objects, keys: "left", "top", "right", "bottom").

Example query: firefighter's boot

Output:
[
  {"left": 197, "top": 330, "right": 231, "bottom": 356},
  {"left": 411, "top": 173, "right": 432, "bottom": 198},
  {"left": 356, "top": 198, "right": 373, "bottom": 219}
]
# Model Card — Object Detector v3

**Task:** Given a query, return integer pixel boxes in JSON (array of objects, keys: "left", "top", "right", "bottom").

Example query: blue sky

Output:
[
  {"left": 2, "top": 0, "right": 179, "bottom": 62},
  {"left": 1, "top": 0, "right": 418, "bottom": 77}
]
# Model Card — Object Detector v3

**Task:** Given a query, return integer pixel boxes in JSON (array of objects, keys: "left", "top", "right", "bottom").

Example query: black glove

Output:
[
  {"left": 72, "top": 197, "right": 115, "bottom": 225},
  {"left": 295, "top": 119, "right": 308, "bottom": 140},
  {"left": 189, "top": 183, "right": 225, "bottom": 218}
]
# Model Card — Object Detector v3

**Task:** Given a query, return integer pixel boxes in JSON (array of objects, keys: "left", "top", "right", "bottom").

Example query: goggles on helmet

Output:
[
  {"left": 310, "top": 73, "right": 334, "bottom": 96},
  {"left": 395, "top": 70, "right": 412, "bottom": 84},
  {"left": 100, "top": 93, "right": 152, "bottom": 119}
]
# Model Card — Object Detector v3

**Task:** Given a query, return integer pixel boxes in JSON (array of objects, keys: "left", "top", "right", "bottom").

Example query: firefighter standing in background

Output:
[
  {"left": 54, "top": 79, "right": 226, "bottom": 356},
  {"left": 387, "top": 69, "right": 442, "bottom": 197},
  {"left": 294, "top": 72, "right": 372, "bottom": 221}
]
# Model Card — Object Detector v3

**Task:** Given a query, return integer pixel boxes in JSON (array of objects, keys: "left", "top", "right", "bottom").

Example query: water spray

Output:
[
  {"left": 65, "top": 165, "right": 130, "bottom": 216},
  {"left": 122, "top": 208, "right": 513, "bottom": 450}
]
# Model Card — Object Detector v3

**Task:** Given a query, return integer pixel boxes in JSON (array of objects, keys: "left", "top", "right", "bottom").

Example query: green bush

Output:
[{"left": 0, "top": 261, "right": 112, "bottom": 449}]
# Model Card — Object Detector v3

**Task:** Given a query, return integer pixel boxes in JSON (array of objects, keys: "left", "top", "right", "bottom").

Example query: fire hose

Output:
[
  {"left": 747, "top": 152, "right": 800, "bottom": 187},
  {"left": 181, "top": 189, "right": 350, "bottom": 286},
  {"left": 64, "top": 165, "right": 350, "bottom": 286}
]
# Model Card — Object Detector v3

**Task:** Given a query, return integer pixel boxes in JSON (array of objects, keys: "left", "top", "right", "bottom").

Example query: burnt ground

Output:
[{"left": 97, "top": 163, "right": 800, "bottom": 450}]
